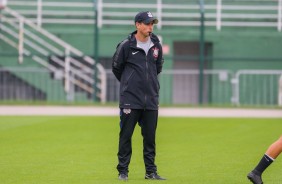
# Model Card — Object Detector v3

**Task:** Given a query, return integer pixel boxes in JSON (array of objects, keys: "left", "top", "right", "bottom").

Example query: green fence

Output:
[{"left": 1, "top": 67, "right": 282, "bottom": 106}]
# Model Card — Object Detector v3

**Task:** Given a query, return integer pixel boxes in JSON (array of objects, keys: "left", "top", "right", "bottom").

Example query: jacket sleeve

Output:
[
  {"left": 156, "top": 43, "right": 164, "bottom": 75},
  {"left": 112, "top": 40, "right": 127, "bottom": 81}
]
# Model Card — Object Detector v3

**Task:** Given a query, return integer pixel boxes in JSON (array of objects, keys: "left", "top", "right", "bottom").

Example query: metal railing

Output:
[
  {"left": 3, "top": 0, "right": 282, "bottom": 31},
  {"left": 0, "top": 7, "right": 106, "bottom": 102},
  {"left": 1, "top": 68, "right": 281, "bottom": 106},
  {"left": 233, "top": 70, "right": 282, "bottom": 106},
  {"left": 105, "top": 69, "right": 282, "bottom": 107},
  {"left": 0, "top": 67, "right": 104, "bottom": 102},
  {"left": 160, "top": 69, "right": 234, "bottom": 105},
  {"left": 0, "top": 67, "right": 64, "bottom": 102}
]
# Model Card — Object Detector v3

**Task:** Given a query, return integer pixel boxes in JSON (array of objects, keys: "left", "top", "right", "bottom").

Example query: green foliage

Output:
[{"left": 0, "top": 116, "right": 281, "bottom": 183}]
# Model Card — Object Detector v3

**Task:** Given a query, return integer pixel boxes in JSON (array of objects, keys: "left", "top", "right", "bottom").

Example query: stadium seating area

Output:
[{"left": 0, "top": 0, "right": 282, "bottom": 106}]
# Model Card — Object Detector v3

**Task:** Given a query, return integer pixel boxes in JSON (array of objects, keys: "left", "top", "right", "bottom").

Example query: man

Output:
[
  {"left": 247, "top": 136, "right": 282, "bottom": 184},
  {"left": 112, "top": 11, "right": 165, "bottom": 181}
]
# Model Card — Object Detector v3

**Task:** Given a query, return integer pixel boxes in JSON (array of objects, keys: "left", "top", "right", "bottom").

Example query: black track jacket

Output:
[{"left": 112, "top": 31, "right": 164, "bottom": 110}]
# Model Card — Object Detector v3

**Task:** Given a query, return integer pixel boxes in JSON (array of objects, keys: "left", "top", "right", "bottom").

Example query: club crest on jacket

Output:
[
  {"left": 152, "top": 47, "right": 159, "bottom": 59},
  {"left": 123, "top": 109, "right": 131, "bottom": 114}
]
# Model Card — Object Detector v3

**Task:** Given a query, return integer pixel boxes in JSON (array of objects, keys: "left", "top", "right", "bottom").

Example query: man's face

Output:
[{"left": 136, "top": 21, "right": 154, "bottom": 37}]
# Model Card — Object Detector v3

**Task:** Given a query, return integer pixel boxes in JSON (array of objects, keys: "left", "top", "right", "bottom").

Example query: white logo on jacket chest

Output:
[{"left": 132, "top": 51, "right": 139, "bottom": 55}]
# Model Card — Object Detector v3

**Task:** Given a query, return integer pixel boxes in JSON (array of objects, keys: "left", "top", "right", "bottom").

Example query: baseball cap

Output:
[{"left": 134, "top": 11, "right": 158, "bottom": 24}]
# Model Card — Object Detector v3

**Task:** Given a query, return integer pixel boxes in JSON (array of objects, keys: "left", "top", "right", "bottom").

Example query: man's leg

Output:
[
  {"left": 117, "top": 109, "right": 140, "bottom": 175},
  {"left": 140, "top": 110, "right": 166, "bottom": 180},
  {"left": 139, "top": 110, "right": 158, "bottom": 173},
  {"left": 265, "top": 136, "right": 282, "bottom": 159},
  {"left": 248, "top": 136, "right": 282, "bottom": 184}
]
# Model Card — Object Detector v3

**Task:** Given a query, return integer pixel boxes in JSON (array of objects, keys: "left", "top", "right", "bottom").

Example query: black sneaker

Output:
[
  {"left": 145, "top": 172, "right": 166, "bottom": 180},
  {"left": 118, "top": 173, "right": 128, "bottom": 181},
  {"left": 247, "top": 171, "right": 263, "bottom": 184}
]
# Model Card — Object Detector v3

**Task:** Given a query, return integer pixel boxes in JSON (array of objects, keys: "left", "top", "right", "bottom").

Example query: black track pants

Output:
[{"left": 117, "top": 109, "right": 158, "bottom": 174}]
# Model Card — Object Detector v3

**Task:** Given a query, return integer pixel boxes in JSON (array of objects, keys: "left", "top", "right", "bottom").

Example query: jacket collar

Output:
[{"left": 128, "top": 30, "right": 160, "bottom": 46}]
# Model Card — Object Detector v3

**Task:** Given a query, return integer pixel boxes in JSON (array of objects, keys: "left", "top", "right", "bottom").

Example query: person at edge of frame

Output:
[{"left": 247, "top": 136, "right": 282, "bottom": 184}]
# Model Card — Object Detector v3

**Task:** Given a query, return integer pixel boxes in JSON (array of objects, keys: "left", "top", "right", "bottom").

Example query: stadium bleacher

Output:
[{"left": 0, "top": 0, "right": 282, "bottom": 106}]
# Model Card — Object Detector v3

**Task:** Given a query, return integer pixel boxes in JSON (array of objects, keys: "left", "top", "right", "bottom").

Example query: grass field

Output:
[{"left": 0, "top": 116, "right": 281, "bottom": 184}]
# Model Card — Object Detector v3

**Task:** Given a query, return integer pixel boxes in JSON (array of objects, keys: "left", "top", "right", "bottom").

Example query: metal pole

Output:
[
  {"left": 0, "top": 2, "right": 5, "bottom": 40},
  {"left": 157, "top": 0, "right": 162, "bottom": 30},
  {"left": 199, "top": 0, "right": 205, "bottom": 104},
  {"left": 18, "top": 18, "right": 24, "bottom": 64},
  {"left": 93, "top": 0, "right": 99, "bottom": 102},
  {"left": 216, "top": 0, "right": 222, "bottom": 31},
  {"left": 278, "top": 0, "right": 282, "bottom": 31},
  {"left": 64, "top": 46, "right": 70, "bottom": 94},
  {"left": 37, "top": 0, "right": 42, "bottom": 27},
  {"left": 279, "top": 75, "right": 282, "bottom": 106}
]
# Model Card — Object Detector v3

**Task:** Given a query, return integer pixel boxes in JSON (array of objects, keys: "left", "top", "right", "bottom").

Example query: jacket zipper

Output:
[{"left": 144, "top": 55, "right": 148, "bottom": 110}]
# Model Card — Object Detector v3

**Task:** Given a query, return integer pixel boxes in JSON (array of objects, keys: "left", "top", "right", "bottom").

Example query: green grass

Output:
[{"left": 0, "top": 116, "right": 281, "bottom": 184}]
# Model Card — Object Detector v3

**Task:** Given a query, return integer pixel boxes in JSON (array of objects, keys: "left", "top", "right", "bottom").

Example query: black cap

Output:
[{"left": 134, "top": 11, "right": 158, "bottom": 24}]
